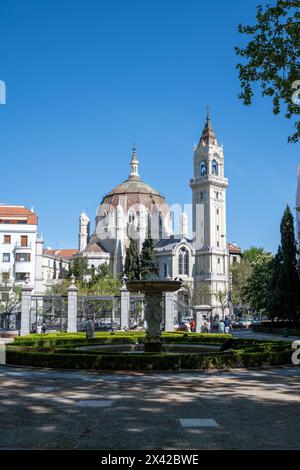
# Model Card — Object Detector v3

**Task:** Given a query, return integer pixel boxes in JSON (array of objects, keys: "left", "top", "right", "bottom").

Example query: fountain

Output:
[{"left": 126, "top": 278, "right": 182, "bottom": 352}]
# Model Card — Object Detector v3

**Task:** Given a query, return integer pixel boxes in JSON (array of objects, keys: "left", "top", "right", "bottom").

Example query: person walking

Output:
[
  {"left": 41, "top": 321, "right": 46, "bottom": 334},
  {"left": 190, "top": 318, "right": 196, "bottom": 332},
  {"left": 224, "top": 317, "right": 231, "bottom": 334},
  {"left": 219, "top": 319, "right": 225, "bottom": 334}
]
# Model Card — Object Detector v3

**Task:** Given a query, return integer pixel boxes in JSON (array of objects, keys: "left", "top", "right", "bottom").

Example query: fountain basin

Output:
[
  {"left": 126, "top": 279, "right": 183, "bottom": 352},
  {"left": 126, "top": 280, "right": 182, "bottom": 293}
]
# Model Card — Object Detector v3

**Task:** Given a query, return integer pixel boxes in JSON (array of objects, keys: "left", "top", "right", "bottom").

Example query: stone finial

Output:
[
  {"left": 24, "top": 273, "right": 30, "bottom": 285},
  {"left": 122, "top": 274, "right": 128, "bottom": 288},
  {"left": 70, "top": 274, "right": 76, "bottom": 286}
]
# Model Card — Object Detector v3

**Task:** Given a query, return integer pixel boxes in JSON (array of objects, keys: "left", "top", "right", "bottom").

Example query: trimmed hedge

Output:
[
  {"left": 7, "top": 331, "right": 294, "bottom": 371},
  {"left": 6, "top": 348, "right": 293, "bottom": 370},
  {"left": 12, "top": 332, "right": 232, "bottom": 348}
]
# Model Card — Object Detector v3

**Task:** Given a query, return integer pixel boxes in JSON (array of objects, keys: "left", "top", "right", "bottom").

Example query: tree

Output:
[
  {"left": 267, "top": 246, "right": 285, "bottom": 321},
  {"left": 230, "top": 246, "right": 267, "bottom": 305},
  {"left": 243, "top": 247, "right": 268, "bottom": 264},
  {"left": 279, "top": 205, "right": 300, "bottom": 321},
  {"left": 192, "top": 282, "right": 211, "bottom": 306},
  {"left": 53, "top": 260, "right": 57, "bottom": 280},
  {"left": 243, "top": 253, "right": 274, "bottom": 314},
  {"left": 230, "top": 260, "right": 252, "bottom": 304},
  {"left": 214, "top": 290, "right": 229, "bottom": 320},
  {"left": 69, "top": 257, "right": 90, "bottom": 282},
  {"left": 140, "top": 236, "right": 159, "bottom": 279},
  {"left": 124, "top": 239, "right": 140, "bottom": 280},
  {"left": 0, "top": 273, "right": 21, "bottom": 330},
  {"left": 235, "top": 0, "right": 300, "bottom": 143}
]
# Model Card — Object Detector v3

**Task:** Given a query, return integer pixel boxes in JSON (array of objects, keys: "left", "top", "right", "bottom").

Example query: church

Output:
[{"left": 76, "top": 113, "right": 230, "bottom": 314}]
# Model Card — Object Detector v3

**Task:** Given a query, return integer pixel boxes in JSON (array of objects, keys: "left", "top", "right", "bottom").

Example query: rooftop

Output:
[{"left": 0, "top": 205, "right": 38, "bottom": 225}]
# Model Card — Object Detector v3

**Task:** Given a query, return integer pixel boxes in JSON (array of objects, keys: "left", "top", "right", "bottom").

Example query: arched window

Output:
[
  {"left": 178, "top": 247, "right": 189, "bottom": 275},
  {"left": 146, "top": 211, "right": 151, "bottom": 237},
  {"left": 128, "top": 211, "right": 135, "bottom": 224},
  {"left": 200, "top": 160, "right": 207, "bottom": 176},
  {"left": 212, "top": 159, "right": 219, "bottom": 175},
  {"left": 159, "top": 212, "right": 163, "bottom": 239}
]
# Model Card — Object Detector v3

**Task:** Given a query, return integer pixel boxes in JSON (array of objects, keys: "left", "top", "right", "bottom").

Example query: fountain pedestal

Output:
[{"left": 126, "top": 279, "right": 182, "bottom": 353}]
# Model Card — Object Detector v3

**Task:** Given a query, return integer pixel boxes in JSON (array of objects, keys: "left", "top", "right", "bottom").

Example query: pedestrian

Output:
[
  {"left": 37, "top": 324, "right": 42, "bottom": 334},
  {"left": 86, "top": 317, "right": 95, "bottom": 339},
  {"left": 224, "top": 317, "right": 231, "bottom": 334},
  {"left": 202, "top": 321, "right": 209, "bottom": 333},
  {"left": 41, "top": 322, "right": 46, "bottom": 334},
  {"left": 219, "top": 319, "right": 225, "bottom": 334},
  {"left": 190, "top": 318, "right": 196, "bottom": 332}
]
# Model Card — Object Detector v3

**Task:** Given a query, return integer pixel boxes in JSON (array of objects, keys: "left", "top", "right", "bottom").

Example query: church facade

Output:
[{"left": 77, "top": 114, "right": 230, "bottom": 315}]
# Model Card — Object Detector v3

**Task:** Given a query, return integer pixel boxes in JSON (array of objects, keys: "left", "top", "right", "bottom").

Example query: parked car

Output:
[
  {"left": 238, "top": 319, "right": 252, "bottom": 329},
  {"left": 176, "top": 322, "right": 189, "bottom": 332}
]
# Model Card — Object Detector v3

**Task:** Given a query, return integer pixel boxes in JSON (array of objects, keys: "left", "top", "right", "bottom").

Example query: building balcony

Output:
[
  {"left": 14, "top": 261, "right": 32, "bottom": 273},
  {"left": 14, "top": 242, "right": 32, "bottom": 251}
]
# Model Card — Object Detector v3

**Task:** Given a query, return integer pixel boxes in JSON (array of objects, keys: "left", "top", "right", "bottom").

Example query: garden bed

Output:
[{"left": 5, "top": 332, "right": 295, "bottom": 371}]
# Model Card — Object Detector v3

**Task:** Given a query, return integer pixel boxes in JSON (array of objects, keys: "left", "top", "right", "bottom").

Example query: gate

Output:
[
  {"left": 30, "top": 295, "right": 68, "bottom": 333},
  {"left": 77, "top": 296, "right": 120, "bottom": 331},
  {"left": 129, "top": 295, "right": 144, "bottom": 327}
]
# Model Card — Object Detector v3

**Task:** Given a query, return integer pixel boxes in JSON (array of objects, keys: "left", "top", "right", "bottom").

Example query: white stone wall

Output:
[{"left": 0, "top": 222, "right": 37, "bottom": 291}]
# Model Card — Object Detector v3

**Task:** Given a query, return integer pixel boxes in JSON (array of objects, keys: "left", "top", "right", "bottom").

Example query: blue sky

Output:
[{"left": 0, "top": 0, "right": 299, "bottom": 252}]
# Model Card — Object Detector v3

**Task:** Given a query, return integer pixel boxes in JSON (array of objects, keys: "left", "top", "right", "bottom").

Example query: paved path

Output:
[
  {"left": 0, "top": 364, "right": 300, "bottom": 450},
  {"left": 232, "top": 329, "right": 300, "bottom": 342}
]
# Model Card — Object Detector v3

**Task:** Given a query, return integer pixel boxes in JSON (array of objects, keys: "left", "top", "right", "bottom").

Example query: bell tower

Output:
[{"left": 190, "top": 112, "right": 229, "bottom": 304}]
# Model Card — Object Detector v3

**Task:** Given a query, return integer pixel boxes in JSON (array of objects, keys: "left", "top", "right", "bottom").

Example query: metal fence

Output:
[
  {"left": 77, "top": 296, "right": 120, "bottom": 331},
  {"left": 30, "top": 295, "right": 68, "bottom": 333}
]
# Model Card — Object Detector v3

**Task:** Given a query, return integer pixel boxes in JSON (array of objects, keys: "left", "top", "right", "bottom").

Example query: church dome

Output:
[
  {"left": 106, "top": 178, "right": 163, "bottom": 198},
  {"left": 99, "top": 147, "right": 168, "bottom": 212}
]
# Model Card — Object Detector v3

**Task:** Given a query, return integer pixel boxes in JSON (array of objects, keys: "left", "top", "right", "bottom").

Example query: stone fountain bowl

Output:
[{"left": 126, "top": 279, "right": 182, "bottom": 293}]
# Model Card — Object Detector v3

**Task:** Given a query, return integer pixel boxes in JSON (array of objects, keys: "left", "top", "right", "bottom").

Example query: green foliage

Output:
[
  {"left": 279, "top": 205, "right": 300, "bottom": 320},
  {"left": 214, "top": 290, "right": 228, "bottom": 317},
  {"left": 68, "top": 257, "right": 90, "bottom": 282},
  {"left": 6, "top": 336, "right": 293, "bottom": 370},
  {"left": 48, "top": 258, "right": 120, "bottom": 296},
  {"left": 13, "top": 331, "right": 231, "bottom": 347},
  {"left": 241, "top": 207, "right": 300, "bottom": 322},
  {"left": 243, "top": 252, "right": 274, "bottom": 314},
  {"left": 192, "top": 282, "right": 211, "bottom": 305},
  {"left": 268, "top": 246, "right": 285, "bottom": 320},
  {"left": 230, "top": 246, "right": 270, "bottom": 305},
  {"left": 230, "top": 260, "right": 252, "bottom": 305},
  {"left": 140, "top": 236, "right": 159, "bottom": 279},
  {"left": 124, "top": 239, "right": 140, "bottom": 280},
  {"left": 235, "top": 0, "right": 300, "bottom": 143},
  {"left": 243, "top": 247, "right": 268, "bottom": 264}
]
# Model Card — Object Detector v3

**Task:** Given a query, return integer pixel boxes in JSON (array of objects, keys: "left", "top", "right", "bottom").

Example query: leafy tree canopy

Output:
[{"left": 236, "top": 0, "right": 300, "bottom": 142}]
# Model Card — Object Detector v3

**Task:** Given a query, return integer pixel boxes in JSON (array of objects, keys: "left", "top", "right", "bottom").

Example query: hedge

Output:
[
  {"left": 12, "top": 332, "right": 232, "bottom": 348},
  {"left": 6, "top": 346, "right": 293, "bottom": 371},
  {"left": 6, "top": 349, "right": 293, "bottom": 371}
]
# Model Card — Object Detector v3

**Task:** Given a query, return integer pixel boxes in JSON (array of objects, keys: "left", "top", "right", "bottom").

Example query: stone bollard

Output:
[
  {"left": 164, "top": 292, "right": 175, "bottom": 332},
  {"left": 20, "top": 276, "right": 33, "bottom": 336},
  {"left": 67, "top": 275, "right": 78, "bottom": 333},
  {"left": 120, "top": 276, "right": 130, "bottom": 330},
  {"left": 193, "top": 305, "right": 213, "bottom": 333}
]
